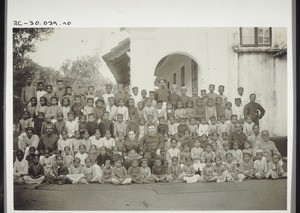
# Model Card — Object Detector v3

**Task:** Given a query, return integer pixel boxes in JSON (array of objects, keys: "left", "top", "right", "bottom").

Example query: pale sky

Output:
[{"left": 28, "top": 28, "right": 130, "bottom": 82}]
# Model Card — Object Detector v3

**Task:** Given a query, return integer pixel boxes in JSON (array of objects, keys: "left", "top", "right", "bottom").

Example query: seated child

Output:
[
  {"left": 191, "top": 139, "right": 204, "bottom": 170},
  {"left": 181, "top": 157, "right": 201, "bottom": 183},
  {"left": 25, "top": 146, "right": 36, "bottom": 166},
  {"left": 254, "top": 149, "right": 268, "bottom": 180},
  {"left": 85, "top": 113, "right": 98, "bottom": 136},
  {"left": 62, "top": 146, "right": 74, "bottom": 168},
  {"left": 157, "top": 116, "right": 169, "bottom": 136},
  {"left": 128, "top": 159, "right": 143, "bottom": 183},
  {"left": 101, "top": 130, "right": 116, "bottom": 158},
  {"left": 66, "top": 157, "right": 88, "bottom": 184},
  {"left": 208, "top": 116, "right": 220, "bottom": 135},
  {"left": 243, "top": 140, "right": 253, "bottom": 159},
  {"left": 65, "top": 111, "right": 78, "bottom": 138},
  {"left": 83, "top": 158, "right": 102, "bottom": 183},
  {"left": 78, "top": 115, "right": 87, "bottom": 136},
  {"left": 167, "top": 116, "right": 178, "bottom": 137},
  {"left": 166, "top": 156, "right": 183, "bottom": 183},
  {"left": 266, "top": 152, "right": 287, "bottom": 180},
  {"left": 90, "top": 129, "right": 103, "bottom": 150},
  {"left": 198, "top": 118, "right": 209, "bottom": 137},
  {"left": 166, "top": 138, "right": 181, "bottom": 166},
  {"left": 238, "top": 152, "right": 254, "bottom": 181},
  {"left": 81, "top": 130, "right": 91, "bottom": 153},
  {"left": 140, "top": 159, "right": 155, "bottom": 183},
  {"left": 180, "top": 144, "right": 192, "bottom": 167},
  {"left": 97, "top": 146, "right": 112, "bottom": 168},
  {"left": 243, "top": 115, "right": 254, "bottom": 137},
  {"left": 114, "top": 114, "right": 127, "bottom": 137},
  {"left": 75, "top": 144, "right": 89, "bottom": 166},
  {"left": 23, "top": 154, "right": 45, "bottom": 184},
  {"left": 88, "top": 144, "right": 99, "bottom": 165},
  {"left": 58, "top": 130, "right": 72, "bottom": 154},
  {"left": 44, "top": 155, "right": 71, "bottom": 185},
  {"left": 218, "top": 116, "right": 230, "bottom": 136},
  {"left": 100, "top": 159, "right": 113, "bottom": 183},
  {"left": 111, "top": 158, "right": 132, "bottom": 185},
  {"left": 39, "top": 148, "right": 53, "bottom": 174},
  {"left": 177, "top": 117, "right": 189, "bottom": 139},
  {"left": 231, "top": 141, "right": 243, "bottom": 166},
  {"left": 13, "top": 150, "right": 29, "bottom": 184},
  {"left": 188, "top": 117, "right": 198, "bottom": 135},
  {"left": 71, "top": 130, "right": 83, "bottom": 155},
  {"left": 180, "top": 130, "right": 193, "bottom": 149},
  {"left": 210, "top": 132, "right": 222, "bottom": 151},
  {"left": 54, "top": 112, "right": 66, "bottom": 136},
  {"left": 202, "top": 158, "right": 217, "bottom": 182},
  {"left": 213, "top": 156, "right": 233, "bottom": 183},
  {"left": 150, "top": 158, "right": 167, "bottom": 182},
  {"left": 223, "top": 152, "right": 239, "bottom": 181},
  {"left": 201, "top": 144, "right": 216, "bottom": 162}
]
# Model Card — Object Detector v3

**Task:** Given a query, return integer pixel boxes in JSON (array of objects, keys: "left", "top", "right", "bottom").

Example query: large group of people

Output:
[{"left": 14, "top": 76, "right": 286, "bottom": 185}]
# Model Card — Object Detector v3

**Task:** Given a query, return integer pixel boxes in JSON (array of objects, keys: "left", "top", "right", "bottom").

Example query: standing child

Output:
[
  {"left": 126, "top": 114, "right": 139, "bottom": 135},
  {"left": 243, "top": 116, "right": 255, "bottom": 137},
  {"left": 156, "top": 101, "right": 167, "bottom": 122},
  {"left": 83, "top": 97, "right": 95, "bottom": 116},
  {"left": 208, "top": 116, "right": 220, "bottom": 135},
  {"left": 116, "top": 99, "right": 129, "bottom": 122},
  {"left": 75, "top": 144, "right": 89, "bottom": 166},
  {"left": 177, "top": 117, "right": 189, "bottom": 139},
  {"left": 78, "top": 115, "right": 87, "bottom": 136},
  {"left": 243, "top": 140, "right": 253, "bottom": 158},
  {"left": 62, "top": 146, "right": 74, "bottom": 169},
  {"left": 185, "top": 101, "right": 195, "bottom": 118},
  {"left": 131, "top": 86, "right": 141, "bottom": 108},
  {"left": 206, "top": 98, "right": 217, "bottom": 122},
  {"left": 166, "top": 138, "right": 181, "bottom": 166},
  {"left": 36, "top": 82, "right": 47, "bottom": 107},
  {"left": 174, "top": 101, "right": 187, "bottom": 120},
  {"left": 65, "top": 111, "right": 78, "bottom": 138},
  {"left": 253, "top": 149, "right": 268, "bottom": 179},
  {"left": 188, "top": 117, "right": 198, "bottom": 135},
  {"left": 113, "top": 114, "right": 127, "bottom": 138},
  {"left": 215, "top": 97, "right": 225, "bottom": 120},
  {"left": 34, "top": 112, "right": 45, "bottom": 137},
  {"left": 218, "top": 85, "right": 227, "bottom": 106},
  {"left": 61, "top": 97, "right": 71, "bottom": 122},
  {"left": 88, "top": 144, "right": 99, "bottom": 165},
  {"left": 194, "top": 98, "right": 206, "bottom": 120},
  {"left": 13, "top": 150, "right": 29, "bottom": 183},
  {"left": 43, "top": 84, "right": 55, "bottom": 106},
  {"left": 168, "top": 84, "right": 181, "bottom": 110},
  {"left": 266, "top": 152, "right": 287, "bottom": 179},
  {"left": 228, "top": 115, "right": 239, "bottom": 135},
  {"left": 90, "top": 129, "right": 103, "bottom": 149},
  {"left": 106, "top": 97, "right": 118, "bottom": 121},
  {"left": 81, "top": 130, "right": 91, "bottom": 153},
  {"left": 64, "top": 86, "right": 75, "bottom": 107},
  {"left": 58, "top": 130, "right": 72, "bottom": 154},
  {"left": 128, "top": 159, "right": 143, "bottom": 183},
  {"left": 224, "top": 102, "right": 233, "bottom": 121},
  {"left": 26, "top": 97, "right": 37, "bottom": 118},
  {"left": 127, "top": 98, "right": 139, "bottom": 122},
  {"left": 198, "top": 118, "right": 209, "bottom": 137},
  {"left": 157, "top": 116, "right": 169, "bottom": 136},
  {"left": 102, "top": 84, "right": 114, "bottom": 106},
  {"left": 166, "top": 156, "right": 183, "bottom": 182},
  {"left": 99, "top": 111, "right": 114, "bottom": 136},
  {"left": 53, "top": 112, "right": 66, "bottom": 137},
  {"left": 136, "top": 101, "right": 145, "bottom": 120},
  {"left": 45, "top": 97, "right": 61, "bottom": 122},
  {"left": 94, "top": 99, "right": 106, "bottom": 123},
  {"left": 167, "top": 116, "right": 178, "bottom": 137},
  {"left": 111, "top": 158, "right": 132, "bottom": 185},
  {"left": 85, "top": 113, "right": 98, "bottom": 136},
  {"left": 71, "top": 96, "right": 84, "bottom": 120},
  {"left": 232, "top": 98, "right": 244, "bottom": 123},
  {"left": 165, "top": 102, "right": 175, "bottom": 121},
  {"left": 143, "top": 99, "right": 157, "bottom": 122},
  {"left": 71, "top": 130, "right": 82, "bottom": 155},
  {"left": 218, "top": 115, "right": 229, "bottom": 136},
  {"left": 115, "top": 132, "right": 125, "bottom": 157},
  {"left": 18, "top": 111, "right": 34, "bottom": 134},
  {"left": 23, "top": 154, "right": 45, "bottom": 184},
  {"left": 101, "top": 130, "right": 116, "bottom": 159}
]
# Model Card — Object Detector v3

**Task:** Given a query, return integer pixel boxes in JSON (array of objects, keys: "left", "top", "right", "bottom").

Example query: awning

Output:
[{"left": 102, "top": 38, "right": 130, "bottom": 85}]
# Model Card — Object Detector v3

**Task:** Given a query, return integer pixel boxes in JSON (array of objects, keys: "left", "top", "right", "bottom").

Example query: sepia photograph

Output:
[{"left": 11, "top": 27, "right": 288, "bottom": 211}]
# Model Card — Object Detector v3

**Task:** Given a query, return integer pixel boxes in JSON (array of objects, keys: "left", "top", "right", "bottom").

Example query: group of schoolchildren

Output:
[{"left": 14, "top": 77, "right": 286, "bottom": 186}]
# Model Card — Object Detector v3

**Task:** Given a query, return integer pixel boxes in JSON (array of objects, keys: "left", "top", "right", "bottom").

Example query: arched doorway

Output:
[{"left": 154, "top": 53, "right": 200, "bottom": 96}]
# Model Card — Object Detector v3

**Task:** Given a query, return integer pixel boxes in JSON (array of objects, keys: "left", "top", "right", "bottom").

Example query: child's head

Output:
[
  {"left": 56, "top": 155, "right": 63, "bottom": 165},
  {"left": 87, "top": 98, "right": 94, "bottom": 107},
  {"left": 272, "top": 152, "right": 281, "bottom": 164},
  {"left": 192, "top": 88, "right": 198, "bottom": 96},
  {"left": 244, "top": 140, "right": 251, "bottom": 149},
  {"left": 128, "top": 98, "right": 135, "bottom": 107},
  {"left": 208, "top": 84, "right": 215, "bottom": 93},
  {"left": 211, "top": 141, "right": 218, "bottom": 151},
  {"left": 50, "top": 97, "right": 58, "bottom": 106},
  {"left": 104, "top": 159, "right": 111, "bottom": 168},
  {"left": 23, "top": 111, "right": 30, "bottom": 119},
  {"left": 243, "top": 152, "right": 251, "bottom": 162},
  {"left": 149, "top": 91, "right": 155, "bottom": 100},
  {"left": 56, "top": 80, "right": 64, "bottom": 89},
  {"left": 205, "top": 158, "right": 212, "bottom": 167},
  {"left": 183, "top": 144, "right": 190, "bottom": 152},
  {"left": 187, "top": 101, "right": 193, "bottom": 108},
  {"left": 201, "top": 134, "right": 208, "bottom": 142},
  {"left": 74, "top": 130, "right": 81, "bottom": 139},
  {"left": 85, "top": 158, "right": 92, "bottom": 168},
  {"left": 216, "top": 97, "right": 222, "bottom": 105},
  {"left": 169, "top": 116, "right": 176, "bottom": 124},
  {"left": 25, "top": 127, "right": 34, "bottom": 138},
  {"left": 193, "top": 139, "right": 201, "bottom": 148},
  {"left": 117, "top": 132, "right": 125, "bottom": 141},
  {"left": 158, "top": 116, "right": 165, "bottom": 124},
  {"left": 186, "top": 157, "right": 192, "bottom": 166},
  {"left": 234, "top": 123, "right": 242, "bottom": 133},
  {"left": 181, "top": 86, "right": 187, "bottom": 95},
  {"left": 106, "top": 84, "right": 113, "bottom": 93},
  {"left": 237, "top": 87, "right": 244, "bottom": 96},
  {"left": 223, "top": 141, "right": 230, "bottom": 151},
  {"left": 171, "top": 84, "right": 178, "bottom": 93},
  {"left": 215, "top": 156, "right": 222, "bottom": 166},
  {"left": 44, "top": 148, "right": 50, "bottom": 158},
  {"left": 74, "top": 96, "right": 81, "bottom": 104},
  {"left": 16, "top": 149, "right": 24, "bottom": 161},
  {"left": 46, "top": 84, "right": 53, "bottom": 93},
  {"left": 201, "top": 90, "right": 207, "bottom": 98},
  {"left": 157, "top": 100, "right": 163, "bottom": 109},
  {"left": 95, "top": 129, "right": 101, "bottom": 139},
  {"left": 117, "top": 114, "right": 124, "bottom": 122},
  {"left": 179, "top": 117, "right": 186, "bottom": 125},
  {"left": 210, "top": 116, "right": 217, "bottom": 125},
  {"left": 57, "top": 112, "right": 63, "bottom": 121},
  {"left": 105, "top": 130, "right": 111, "bottom": 139},
  {"left": 244, "top": 115, "right": 252, "bottom": 124},
  {"left": 166, "top": 136, "right": 176, "bottom": 147},
  {"left": 40, "top": 97, "right": 47, "bottom": 106},
  {"left": 171, "top": 156, "right": 179, "bottom": 166},
  {"left": 54, "top": 149, "right": 62, "bottom": 157},
  {"left": 64, "top": 146, "right": 71, "bottom": 155},
  {"left": 124, "top": 85, "right": 129, "bottom": 94},
  {"left": 235, "top": 98, "right": 241, "bottom": 107},
  {"left": 29, "top": 146, "right": 36, "bottom": 155},
  {"left": 137, "top": 101, "right": 144, "bottom": 110},
  {"left": 218, "top": 85, "right": 225, "bottom": 94},
  {"left": 65, "top": 86, "right": 72, "bottom": 95},
  {"left": 88, "top": 85, "right": 95, "bottom": 95},
  {"left": 253, "top": 125, "right": 260, "bottom": 134},
  {"left": 146, "top": 99, "right": 152, "bottom": 107},
  {"left": 221, "top": 132, "right": 228, "bottom": 140},
  {"left": 80, "top": 115, "right": 87, "bottom": 123},
  {"left": 131, "top": 159, "right": 139, "bottom": 167},
  {"left": 102, "top": 112, "right": 109, "bottom": 121},
  {"left": 141, "top": 89, "right": 147, "bottom": 98},
  {"left": 99, "top": 146, "right": 106, "bottom": 155},
  {"left": 96, "top": 99, "right": 104, "bottom": 107},
  {"left": 177, "top": 101, "right": 183, "bottom": 109},
  {"left": 219, "top": 115, "right": 226, "bottom": 123},
  {"left": 83, "top": 130, "right": 90, "bottom": 139},
  {"left": 225, "top": 102, "right": 232, "bottom": 110},
  {"left": 255, "top": 150, "right": 264, "bottom": 160},
  {"left": 79, "top": 144, "right": 86, "bottom": 154},
  {"left": 88, "top": 113, "right": 95, "bottom": 122},
  {"left": 226, "top": 152, "right": 233, "bottom": 162},
  {"left": 132, "top": 86, "right": 138, "bottom": 95},
  {"left": 37, "top": 82, "right": 44, "bottom": 91},
  {"left": 232, "top": 141, "right": 239, "bottom": 150},
  {"left": 196, "top": 98, "right": 203, "bottom": 107},
  {"left": 90, "top": 144, "right": 97, "bottom": 152},
  {"left": 33, "top": 154, "right": 40, "bottom": 165},
  {"left": 154, "top": 158, "right": 162, "bottom": 167},
  {"left": 73, "top": 157, "right": 81, "bottom": 168},
  {"left": 141, "top": 159, "right": 148, "bottom": 168},
  {"left": 212, "top": 132, "right": 219, "bottom": 141},
  {"left": 37, "top": 112, "right": 45, "bottom": 120},
  {"left": 147, "top": 114, "right": 154, "bottom": 122},
  {"left": 231, "top": 115, "right": 238, "bottom": 124},
  {"left": 207, "top": 98, "right": 214, "bottom": 107},
  {"left": 29, "top": 97, "right": 37, "bottom": 106},
  {"left": 200, "top": 118, "right": 206, "bottom": 125},
  {"left": 108, "top": 97, "right": 115, "bottom": 106},
  {"left": 190, "top": 118, "right": 196, "bottom": 125},
  {"left": 118, "top": 99, "right": 125, "bottom": 107},
  {"left": 67, "top": 111, "right": 75, "bottom": 121},
  {"left": 205, "top": 144, "right": 212, "bottom": 152},
  {"left": 166, "top": 102, "right": 173, "bottom": 110},
  {"left": 114, "top": 158, "right": 123, "bottom": 167},
  {"left": 128, "top": 131, "right": 135, "bottom": 141}
]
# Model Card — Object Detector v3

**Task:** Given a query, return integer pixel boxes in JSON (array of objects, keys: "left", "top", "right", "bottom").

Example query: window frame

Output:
[
  {"left": 181, "top": 66, "right": 185, "bottom": 87},
  {"left": 191, "top": 60, "right": 198, "bottom": 89},
  {"left": 240, "top": 27, "right": 272, "bottom": 47}
]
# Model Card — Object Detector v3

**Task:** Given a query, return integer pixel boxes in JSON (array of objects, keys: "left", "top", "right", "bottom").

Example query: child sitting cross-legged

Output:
[
  {"left": 150, "top": 158, "right": 167, "bottom": 182},
  {"left": 166, "top": 156, "right": 184, "bottom": 183},
  {"left": 212, "top": 156, "right": 233, "bottom": 183},
  {"left": 13, "top": 149, "right": 29, "bottom": 184},
  {"left": 237, "top": 152, "right": 254, "bottom": 181},
  {"left": 100, "top": 159, "right": 113, "bottom": 184},
  {"left": 181, "top": 157, "right": 201, "bottom": 183},
  {"left": 253, "top": 149, "right": 268, "bottom": 180},
  {"left": 202, "top": 158, "right": 217, "bottom": 182},
  {"left": 128, "top": 159, "right": 143, "bottom": 184},
  {"left": 140, "top": 159, "right": 156, "bottom": 183},
  {"left": 66, "top": 157, "right": 88, "bottom": 184},
  {"left": 44, "top": 155, "right": 71, "bottom": 185},
  {"left": 111, "top": 158, "right": 132, "bottom": 185},
  {"left": 266, "top": 152, "right": 287, "bottom": 180},
  {"left": 83, "top": 158, "right": 102, "bottom": 183},
  {"left": 223, "top": 152, "right": 240, "bottom": 182},
  {"left": 23, "top": 154, "right": 45, "bottom": 184}
]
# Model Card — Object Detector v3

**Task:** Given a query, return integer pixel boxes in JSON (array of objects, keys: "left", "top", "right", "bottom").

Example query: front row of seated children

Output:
[{"left": 14, "top": 146, "right": 287, "bottom": 185}]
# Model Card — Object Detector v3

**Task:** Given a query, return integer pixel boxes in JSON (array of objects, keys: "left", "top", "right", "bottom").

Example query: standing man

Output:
[
  {"left": 218, "top": 85, "right": 227, "bottom": 106},
  {"left": 155, "top": 78, "right": 170, "bottom": 109},
  {"left": 191, "top": 88, "right": 200, "bottom": 108},
  {"left": 206, "top": 84, "right": 218, "bottom": 102},
  {"left": 54, "top": 79, "right": 65, "bottom": 106},
  {"left": 237, "top": 87, "right": 248, "bottom": 105},
  {"left": 21, "top": 76, "right": 36, "bottom": 108},
  {"left": 180, "top": 86, "right": 191, "bottom": 108},
  {"left": 244, "top": 93, "right": 265, "bottom": 126}
]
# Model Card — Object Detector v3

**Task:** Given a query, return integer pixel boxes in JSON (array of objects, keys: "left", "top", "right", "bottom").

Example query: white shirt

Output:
[
  {"left": 58, "top": 138, "right": 73, "bottom": 152},
  {"left": 36, "top": 90, "right": 47, "bottom": 106},
  {"left": 168, "top": 123, "right": 179, "bottom": 136},
  {"left": 199, "top": 124, "right": 209, "bottom": 136},
  {"left": 116, "top": 106, "right": 129, "bottom": 121},
  {"left": 65, "top": 120, "right": 78, "bottom": 138},
  {"left": 90, "top": 136, "right": 104, "bottom": 149},
  {"left": 166, "top": 148, "right": 181, "bottom": 164},
  {"left": 254, "top": 157, "right": 268, "bottom": 173},
  {"left": 14, "top": 159, "right": 28, "bottom": 176},
  {"left": 131, "top": 94, "right": 142, "bottom": 107},
  {"left": 101, "top": 137, "right": 116, "bottom": 150},
  {"left": 191, "top": 147, "right": 204, "bottom": 160},
  {"left": 75, "top": 152, "right": 89, "bottom": 166},
  {"left": 102, "top": 93, "right": 115, "bottom": 106},
  {"left": 106, "top": 105, "right": 118, "bottom": 121},
  {"left": 232, "top": 105, "right": 244, "bottom": 121}
]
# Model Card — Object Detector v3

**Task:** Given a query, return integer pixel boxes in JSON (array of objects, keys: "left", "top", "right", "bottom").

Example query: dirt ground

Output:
[{"left": 13, "top": 179, "right": 287, "bottom": 211}]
